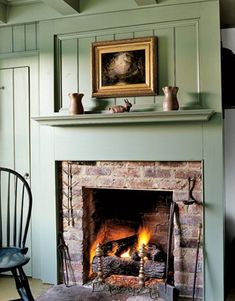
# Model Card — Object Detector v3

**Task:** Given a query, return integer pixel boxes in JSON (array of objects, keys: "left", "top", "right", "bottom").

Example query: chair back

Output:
[{"left": 0, "top": 167, "right": 32, "bottom": 249}]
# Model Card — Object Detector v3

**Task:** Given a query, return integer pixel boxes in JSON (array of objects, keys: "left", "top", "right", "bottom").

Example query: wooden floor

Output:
[{"left": 0, "top": 275, "right": 52, "bottom": 301}]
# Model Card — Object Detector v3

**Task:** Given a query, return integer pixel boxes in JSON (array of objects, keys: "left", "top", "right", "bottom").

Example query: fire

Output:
[
  {"left": 137, "top": 226, "right": 151, "bottom": 251},
  {"left": 89, "top": 225, "right": 106, "bottom": 275},
  {"left": 89, "top": 225, "right": 152, "bottom": 276},
  {"left": 107, "top": 244, "right": 118, "bottom": 257},
  {"left": 120, "top": 248, "right": 131, "bottom": 258}
]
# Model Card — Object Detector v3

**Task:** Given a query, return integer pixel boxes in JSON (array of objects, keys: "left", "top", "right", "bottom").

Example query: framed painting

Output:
[{"left": 92, "top": 37, "right": 157, "bottom": 98}]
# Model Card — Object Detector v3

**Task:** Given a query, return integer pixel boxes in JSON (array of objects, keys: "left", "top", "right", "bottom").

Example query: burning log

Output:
[
  {"left": 92, "top": 256, "right": 165, "bottom": 279},
  {"left": 102, "top": 234, "right": 137, "bottom": 257},
  {"left": 102, "top": 236, "right": 166, "bottom": 262},
  {"left": 147, "top": 243, "right": 167, "bottom": 262},
  {"left": 131, "top": 243, "right": 167, "bottom": 262}
]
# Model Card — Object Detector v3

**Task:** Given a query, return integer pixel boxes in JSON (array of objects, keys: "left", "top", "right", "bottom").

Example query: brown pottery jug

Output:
[
  {"left": 162, "top": 86, "right": 179, "bottom": 111},
  {"left": 68, "top": 93, "right": 84, "bottom": 115}
]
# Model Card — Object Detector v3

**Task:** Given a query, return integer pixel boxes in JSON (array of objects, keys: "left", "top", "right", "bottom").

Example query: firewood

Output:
[
  {"left": 147, "top": 243, "right": 167, "bottom": 262},
  {"left": 92, "top": 256, "right": 165, "bottom": 279},
  {"left": 144, "top": 260, "right": 166, "bottom": 278},
  {"left": 102, "top": 234, "right": 137, "bottom": 256}
]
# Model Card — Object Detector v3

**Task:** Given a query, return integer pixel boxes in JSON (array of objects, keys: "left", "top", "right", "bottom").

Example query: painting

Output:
[{"left": 92, "top": 37, "right": 157, "bottom": 98}]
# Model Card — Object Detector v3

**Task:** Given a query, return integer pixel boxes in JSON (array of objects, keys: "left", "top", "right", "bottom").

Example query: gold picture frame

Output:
[{"left": 92, "top": 37, "right": 157, "bottom": 98}]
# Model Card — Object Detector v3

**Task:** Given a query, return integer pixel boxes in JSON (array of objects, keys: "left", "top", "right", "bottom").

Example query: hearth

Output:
[{"left": 57, "top": 160, "right": 203, "bottom": 300}]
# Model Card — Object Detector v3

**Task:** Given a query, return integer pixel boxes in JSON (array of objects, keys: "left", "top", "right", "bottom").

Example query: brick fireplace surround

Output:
[{"left": 58, "top": 160, "right": 203, "bottom": 299}]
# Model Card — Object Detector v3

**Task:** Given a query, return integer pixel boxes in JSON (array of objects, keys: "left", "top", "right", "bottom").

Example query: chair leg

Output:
[{"left": 11, "top": 267, "right": 35, "bottom": 301}]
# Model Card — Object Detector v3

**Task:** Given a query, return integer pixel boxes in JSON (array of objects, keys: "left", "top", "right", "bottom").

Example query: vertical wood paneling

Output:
[
  {"left": 0, "top": 23, "right": 38, "bottom": 54},
  {"left": 154, "top": 27, "right": 175, "bottom": 94},
  {"left": 61, "top": 39, "right": 78, "bottom": 109},
  {"left": 14, "top": 67, "right": 30, "bottom": 175},
  {"left": 115, "top": 32, "right": 133, "bottom": 40},
  {"left": 0, "top": 27, "right": 12, "bottom": 53},
  {"left": 57, "top": 22, "right": 200, "bottom": 112},
  {"left": 0, "top": 69, "right": 14, "bottom": 166},
  {"left": 77, "top": 36, "right": 95, "bottom": 110},
  {"left": 175, "top": 25, "right": 199, "bottom": 108},
  {"left": 0, "top": 67, "right": 30, "bottom": 184},
  {"left": 134, "top": 30, "right": 155, "bottom": 106},
  {"left": 25, "top": 23, "right": 37, "bottom": 50},
  {"left": 13, "top": 66, "right": 31, "bottom": 275},
  {"left": 13, "top": 25, "right": 25, "bottom": 52}
]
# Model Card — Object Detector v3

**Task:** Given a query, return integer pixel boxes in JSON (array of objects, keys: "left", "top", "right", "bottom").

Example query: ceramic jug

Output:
[
  {"left": 68, "top": 93, "right": 84, "bottom": 115},
  {"left": 162, "top": 86, "right": 179, "bottom": 111}
]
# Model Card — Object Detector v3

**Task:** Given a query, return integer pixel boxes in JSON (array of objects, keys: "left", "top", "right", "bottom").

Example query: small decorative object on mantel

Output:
[
  {"left": 162, "top": 86, "right": 179, "bottom": 111},
  {"left": 109, "top": 99, "right": 132, "bottom": 113},
  {"left": 68, "top": 93, "right": 84, "bottom": 115}
]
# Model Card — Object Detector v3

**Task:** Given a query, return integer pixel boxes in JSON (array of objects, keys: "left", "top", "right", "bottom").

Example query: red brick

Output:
[
  {"left": 175, "top": 170, "right": 202, "bottom": 179},
  {"left": 112, "top": 167, "right": 142, "bottom": 178},
  {"left": 144, "top": 167, "right": 171, "bottom": 178},
  {"left": 158, "top": 162, "right": 188, "bottom": 168},
  {"left": 188, "top": 161, "right": 202, "bottom": 169},
  {"left": 173, "top": 191, "right": 190, "bottom": 202}
]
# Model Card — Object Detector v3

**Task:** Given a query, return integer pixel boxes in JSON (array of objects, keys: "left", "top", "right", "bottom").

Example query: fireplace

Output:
[
  {"left": 57, "top": 160, "right": 203, "bottom": 299},
  {"left": 87, "top": 188, "right": 172, "bottom": 280}
]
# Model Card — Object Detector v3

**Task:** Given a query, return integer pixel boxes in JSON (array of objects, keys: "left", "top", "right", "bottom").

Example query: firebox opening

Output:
[{"left": 82, "top": 187, "right": 174, "bottom": 284}]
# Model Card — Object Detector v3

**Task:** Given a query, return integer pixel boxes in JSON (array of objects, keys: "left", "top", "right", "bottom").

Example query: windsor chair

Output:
[{"left": 0, "top": 167, "right": 34, "bottom": 301}]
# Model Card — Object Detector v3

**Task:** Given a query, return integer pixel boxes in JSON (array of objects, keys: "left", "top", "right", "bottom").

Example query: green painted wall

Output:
[
  {"left": 38, "top": 2, "right": 223, "bottom": 301},
  {"left": 0, "top": 23, "right": 38, "bottom": 54},
  {"left": 0, "top": 1, "right": 224, "bottom": 300}
]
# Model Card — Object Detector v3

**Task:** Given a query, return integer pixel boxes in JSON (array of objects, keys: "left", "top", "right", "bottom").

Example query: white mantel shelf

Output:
[{"left": 32, "top": 109, "right": 215, "bottom": 126}]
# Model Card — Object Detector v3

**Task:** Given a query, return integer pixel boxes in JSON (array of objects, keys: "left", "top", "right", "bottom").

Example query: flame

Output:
[
  {"left": 107, "top": 244, "right": 118, "bottom": 257},
  {"left": 89, "top": 225, "right": 152, "bottom": 275},
  {"left": 89, "top": 225, "right": 106, "bottom": 275},
  {"left": 120, "top": 248, "right": 131, "bottom": 258},
  {"left": 137, "top": 226, "right": 151, "bottom": 251}
]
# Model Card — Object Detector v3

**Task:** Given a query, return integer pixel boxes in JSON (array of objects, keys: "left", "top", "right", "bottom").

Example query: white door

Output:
[{"left": 0, "top": 66, "right": 32, "bottom": 275}]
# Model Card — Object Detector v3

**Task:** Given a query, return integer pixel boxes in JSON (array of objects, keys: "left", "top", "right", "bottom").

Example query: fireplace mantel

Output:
[{"left": 33, "top": 109, "right": 215, "bottom": 127}]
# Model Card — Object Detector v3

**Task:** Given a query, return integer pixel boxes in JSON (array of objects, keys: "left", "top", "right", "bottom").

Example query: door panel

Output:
[
  {"left": 0, "top": 69, "right": 14, "bottom": 167},
  {"left": 14, "top": 67, "right": 30, "bottom": 176},
  {"left": 0, "top": 67, "right": 31, "bottom": 275}
]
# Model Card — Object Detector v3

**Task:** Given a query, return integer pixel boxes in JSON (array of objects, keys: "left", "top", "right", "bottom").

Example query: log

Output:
[
  {"left": 92, "top": 256, "right": 165, "bottom": 279},
  {"left": 92, "top": 255, "right": 139, "bottom": 277},
  {"left": 130, "top": 243, "right": 166, "bottom": 262},
  {"left": 147, "top": 243, "right": 167, "bottom": 262},
  {"left": 102, "top": 237, "right": 166, "bottom": 262},
  {"left": 102, "top": 234, "right": 137, "bottom": 256},
  {"left": 144, "top": 260, "right": 166, "bottom": 278}
]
